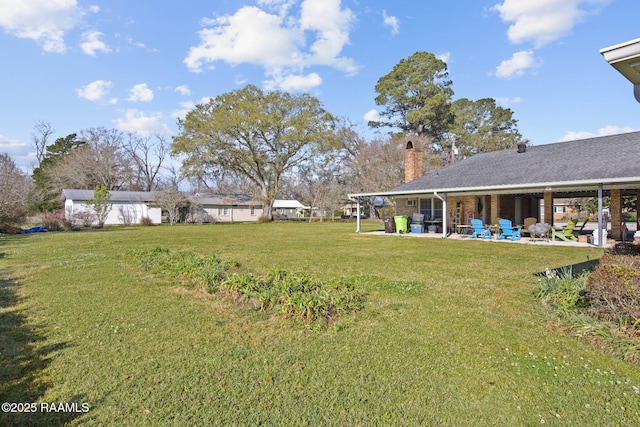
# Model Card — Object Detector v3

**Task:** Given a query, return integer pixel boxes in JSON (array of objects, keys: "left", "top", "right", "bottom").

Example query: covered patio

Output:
[{"left": 348, "top": 131, "right": 640, "bottom": 248}]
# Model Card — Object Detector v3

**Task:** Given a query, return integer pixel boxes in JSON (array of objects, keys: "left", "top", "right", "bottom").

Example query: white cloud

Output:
[
  {"left": 495, "top": 50, "right": 539, "bottom": 78},
  {"left": 185, "top": 6, "right": 304, "bottom": 72},
  {"left": 493, "top": 0, "right": 611, "bottom": 48},
  {"left": 127, "top": 83, "right": 154, "bottom": 102},
  {"left": 382, "top": 10, "right": 399, "bottom": 35},
  {"left": 175, "top": 85, "right": 191, "bottom": 96},
  {"left": 559, "top": 125, "right": 640, "bottom": 142},
  {"left": 437, "top": 52, "right": 451, "bottom": 65},
  {"left": 299, "top": 0, "right": 356, "bottom": 72},
  {"left": 234, "top": 75, "right": 248, "bottom": 86},
  {"left": 263, "top": 72, "right": 322, "bottom": 91},
  {"left": 171, "top": 101, "right": 195, "bottom": 121},
  {"left": 80, "top": 30, "right": 110, "bottom": 56},
  {"left": 495, "top": 96, "right": 522, "bottom": 107},
  {"left": 114, "top": 109, "right": 171, "bottom": 136},
  {"left": 0, "top": 134, "right": 28, "bottom": 157},
  {"left": 0, "top": 134, "right": 34, "bottom": 170},
  {"left": 364, "top": 109, "right": 380, "bottom": 123},
  {"left": 184, "top": 0, "right": 357, "bottom": 91},
  {"left": 0, "top": 0, "right": 85, "bottom": 52},
  {"left": 76, "top": 80, "right": 116, "bottom": 103}
]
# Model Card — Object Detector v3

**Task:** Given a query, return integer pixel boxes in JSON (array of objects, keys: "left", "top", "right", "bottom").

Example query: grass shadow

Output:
[
  {"left": 536, "top": 258, "right": 601, "bottom": 278},
  {"left": 0, "top": 272, "right": 85, "bottom": 426}
]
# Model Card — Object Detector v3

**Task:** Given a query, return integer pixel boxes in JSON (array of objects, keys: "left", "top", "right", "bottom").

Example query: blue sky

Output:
[{"left": 1, "top": 0, "right": 638, "bottom": 171}]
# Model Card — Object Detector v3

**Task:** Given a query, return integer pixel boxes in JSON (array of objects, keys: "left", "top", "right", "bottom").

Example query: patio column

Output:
[
  {"left": 490, "top": 194, "right": 500, "bottom": 222},
  {"left": 355, "top": 197, "right": 361, "bottom": 233},
  {"left": 637, "top": 189, "right": 640, "bottom": 232},
  {"left": 610, "top": 189, "right": 622, "bottom": 240},
  {"left": 597, "top": 185, "right": 604, "bottom": 247},
  {"left": 544, "top": 190, "right": 554, "bottom": 226}
]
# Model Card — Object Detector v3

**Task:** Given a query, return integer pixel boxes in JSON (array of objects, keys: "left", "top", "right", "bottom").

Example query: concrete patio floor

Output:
[{"left": 363, "top": 230, "right": 611, "bottom": 247}]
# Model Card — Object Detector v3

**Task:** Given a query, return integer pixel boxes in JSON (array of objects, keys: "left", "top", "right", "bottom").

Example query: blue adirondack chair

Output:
[
  {"left": 470, "top": 219, "right": 491, "bottom": 239},
  {"left": 498, "top": 219, "right": 522, "bottom": 240}
]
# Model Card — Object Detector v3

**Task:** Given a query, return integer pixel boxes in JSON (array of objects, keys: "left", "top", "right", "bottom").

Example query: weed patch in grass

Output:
[
  {"left": 129, "top": 246, "right": 241, "bottom": 290},
  {"left": 130, "top": 247, "right": 366, "bottom": 325}
]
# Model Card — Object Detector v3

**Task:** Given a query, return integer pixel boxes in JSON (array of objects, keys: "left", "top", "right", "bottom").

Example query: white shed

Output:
[{"left": 63, "top": 189, "right": 162, "bottom": 226}]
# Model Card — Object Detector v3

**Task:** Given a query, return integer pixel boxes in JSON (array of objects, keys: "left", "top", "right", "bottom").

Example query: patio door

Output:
[{"left": 419, "top": 198, "right": 443, "bottom": 221}]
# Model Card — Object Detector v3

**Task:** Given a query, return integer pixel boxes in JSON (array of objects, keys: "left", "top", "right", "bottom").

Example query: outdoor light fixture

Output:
[{"left": 600, "top": 38, "right": 640, "bottom": 103}]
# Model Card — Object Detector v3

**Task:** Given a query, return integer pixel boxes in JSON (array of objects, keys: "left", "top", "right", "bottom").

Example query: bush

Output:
[
  {"left": 607, "top": 242, "right": 640, "bottom": 256},
  {"left": 585, "top": 254, "right": 640, "bottom": 329},
  {"left": 139, "top": 216, "right": 154, "bottom": 226},
  {"left": 535, "top": 267, "right": 589, "bottom": 311},
  {"left": 41, "top": 211, "right": 69, "bottom": 231}
]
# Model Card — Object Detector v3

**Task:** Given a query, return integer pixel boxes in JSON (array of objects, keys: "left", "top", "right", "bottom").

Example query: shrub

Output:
[
  {"left": 41, "top": 211, "right": 69, "bottom": 231},
  {"left": 607, "top": 242, "right": 640, "bottom": 256},
  {"left": 257, "top": 215, "right": 271, "bottom": 223},
  {"left": 535, "top": 267, "right": 589, "bottom": 311},
  {"left": 139, "top": 216, "right": 154, "bottom": 226},
  {"left": 74, "top": 210, "right": 97, "bottom": 227},
  {"left": 585, "top": 254, "right": 640, "bottom": 329}
]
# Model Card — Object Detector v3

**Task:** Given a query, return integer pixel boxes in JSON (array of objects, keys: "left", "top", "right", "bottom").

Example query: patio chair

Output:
[
  {"left": 498, "top": 219, "right": 522, "bottom": 240},
  {"left": 551, "top": 219, "right": 578, "bottom": 241},
  {"left": 521, "top": 217, "right": 537, "bottom": 237},
  {"left": 469, "top": 219, "right": 491, "bottom": 239}
]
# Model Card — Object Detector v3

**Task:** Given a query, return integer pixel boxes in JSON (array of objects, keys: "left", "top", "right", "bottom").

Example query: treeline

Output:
[{"left": 1, "top": 50, "right": 528, "bottom": 228}]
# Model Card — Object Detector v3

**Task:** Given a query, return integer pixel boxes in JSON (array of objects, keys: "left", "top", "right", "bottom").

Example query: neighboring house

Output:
[
  {"left": 63, "top": 189, "right": 162, "bottom": 226},
  {"left": 343, "top": 196, "right": 388, "bottom": 218},
  {"left": 273, "top": 199, "right": 309, "bottom": 219},
  {"left": 187, "top": 193, "right": 264, "bottom": 223},
  {"left": 348, "top": 131, "right": 640, "bottom": 243}
]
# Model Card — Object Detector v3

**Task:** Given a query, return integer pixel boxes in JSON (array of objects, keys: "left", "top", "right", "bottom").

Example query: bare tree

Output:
[
  {"left": 31, "top": 120, "right": 55, "bottom": 166},
  {"left": 335, "top": 121, "right": 405, "bottom": 194},
  {"left": 123, "top": 133, "right": 170, "bottom": 191},
  {"left": 0, "top": 153, "right": 35, "bottom": 227},
  {"left": 49, "top": 127, "right": 133, "bottom": 190},
  {"left": 155, "top": 190, "right": 188, "bottom": 225},
  {"left": 118, "top": 205, "right": 137, "bottom": 226}
]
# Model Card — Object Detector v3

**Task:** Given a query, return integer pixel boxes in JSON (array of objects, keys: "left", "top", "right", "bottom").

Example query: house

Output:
[
  {"left": 63, "top": 189, "right": 162, "bottom": 226},
  {"left": 348, "top": 131, "right": 640, "bottom": 245},
  {"left": 272, "top": 199, "right": 309, "bottom": 219},
  {"left": 187, "top": 193, "right": 264, "bottom": 223}
]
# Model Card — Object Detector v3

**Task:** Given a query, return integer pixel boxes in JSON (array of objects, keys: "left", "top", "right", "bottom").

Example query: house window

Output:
[
  {"left": 407, "top": 199, "right": 416, "bottom": 206},
  {"left": 251, "top": 207, "right": 256, "bottom": 216},
  {"left": 419, "top": 198, "right": 443, "bottom": 221},
  {"left": 554, "top": 206, "right": 566, "bottom": 213},
  {"left": 218, "top": 207, "right": 229, "bottom": 216}
]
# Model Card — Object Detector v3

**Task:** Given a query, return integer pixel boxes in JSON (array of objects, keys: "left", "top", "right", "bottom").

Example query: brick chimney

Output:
[{"left": 404, "top": 140, "right": 424, "bottom": 183}]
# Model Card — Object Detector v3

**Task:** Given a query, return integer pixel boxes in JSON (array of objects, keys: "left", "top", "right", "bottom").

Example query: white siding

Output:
[{"left": 65, "top": 199, "right": 161, "bottom": 226}]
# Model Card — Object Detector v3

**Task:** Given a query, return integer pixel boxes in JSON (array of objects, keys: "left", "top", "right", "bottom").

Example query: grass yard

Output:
[{"left": 1, "top": 221, "right": 639, "bottom": 426}]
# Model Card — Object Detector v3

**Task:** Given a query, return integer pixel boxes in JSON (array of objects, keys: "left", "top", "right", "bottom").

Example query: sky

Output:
[{"left": 1, "top": 0, "right": 639, "bottom": 172}]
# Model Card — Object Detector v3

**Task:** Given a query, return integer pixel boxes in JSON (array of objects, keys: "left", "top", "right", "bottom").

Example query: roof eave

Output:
[{"left": 348, "top": 176, "right": 640, "bottom": 199}]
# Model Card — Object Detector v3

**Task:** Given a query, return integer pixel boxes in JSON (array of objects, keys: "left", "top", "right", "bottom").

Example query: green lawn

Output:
[{"left": 1, "top": 221, "right": 639, "bottom": 426}]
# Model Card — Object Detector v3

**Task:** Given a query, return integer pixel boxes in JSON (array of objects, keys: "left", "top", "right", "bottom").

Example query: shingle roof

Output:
[
  {"left": 189, "top": 193, "right": 261, "bottom": 206},
  {"left": 353, "top": 131, "right": 640, "bottom": 196},
  {"left": 63, "top": 189, "right": 159, "bottom": 202}
]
